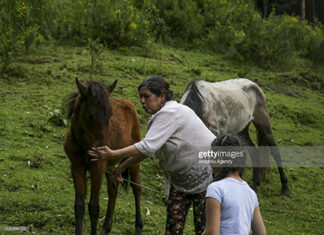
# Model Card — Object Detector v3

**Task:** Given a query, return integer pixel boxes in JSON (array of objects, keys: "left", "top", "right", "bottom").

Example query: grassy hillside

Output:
[{"left": 0, "top": 43, "right": 323, "bottom": 234}]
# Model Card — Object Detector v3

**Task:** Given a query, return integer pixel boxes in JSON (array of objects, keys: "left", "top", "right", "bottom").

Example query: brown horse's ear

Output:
[
  {"left": 76, "top": 77, "right": 87, "bottom": 96},
  {"left": 108, "top": 80, "right": 117, "bottom": 94}
]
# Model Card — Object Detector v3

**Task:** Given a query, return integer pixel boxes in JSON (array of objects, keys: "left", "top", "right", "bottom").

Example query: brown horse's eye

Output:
[{"left": 87, "top": 114, "right": 94, "bottom": 121}]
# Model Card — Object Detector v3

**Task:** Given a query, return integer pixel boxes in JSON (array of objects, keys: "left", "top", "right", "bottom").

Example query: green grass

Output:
[{"left": 0, "top": 43, "right": 323, "bottom": 234}]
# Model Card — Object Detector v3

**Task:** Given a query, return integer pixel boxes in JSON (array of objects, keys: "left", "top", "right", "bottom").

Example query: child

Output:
[{"left": 203, "top": 134, "right": 266, "bottom": 235}]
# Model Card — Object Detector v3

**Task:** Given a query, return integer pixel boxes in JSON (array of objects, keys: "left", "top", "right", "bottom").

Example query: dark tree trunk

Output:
[
  {"left": 254, "top": 0, "right": 323, "bottom": 24},
  {"left": 263, "top": 0, "right": 268, "bottom": 17},
  {"left": 301, "top": 0, "right": 306, "bottom": 20}
]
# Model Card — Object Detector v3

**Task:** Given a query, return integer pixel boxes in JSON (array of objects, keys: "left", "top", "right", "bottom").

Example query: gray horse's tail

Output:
[{"left": 182, "top": 81, "right": 205, "bottom": 122}]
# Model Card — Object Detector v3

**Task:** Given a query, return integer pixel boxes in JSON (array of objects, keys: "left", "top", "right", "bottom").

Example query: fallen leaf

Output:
[
  {"left": 46, "top": 214, "right": 63, "bottom": 218},
  {"left": 31, "top": 184, "right": 38, "bottom": 190},
  {"left": 145, "top": 207, "right": 151, "bottom": 216},
  {"left": 155, "top": 174, "right": 163, "bottom": 180}
]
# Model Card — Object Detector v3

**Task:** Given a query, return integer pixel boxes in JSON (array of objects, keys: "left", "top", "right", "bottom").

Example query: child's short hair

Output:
[{"left": 211, "top": 134, "right": 247, "bottom": 181}]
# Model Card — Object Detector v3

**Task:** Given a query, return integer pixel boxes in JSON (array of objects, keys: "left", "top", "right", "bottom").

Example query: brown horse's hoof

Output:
[
  {"left": 135, "top": 225, "right": 143, "bottom": 235},
  {"left": 281, "top": 186, "right": 291, "bottom": 196}
]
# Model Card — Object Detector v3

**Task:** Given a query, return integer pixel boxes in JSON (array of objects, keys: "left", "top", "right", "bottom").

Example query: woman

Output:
[
  {"left": 202, "top": 134, "right": 266, "bottom": 235},
  {"left": 89, "top": 76, "right": 216, "bottom": 234}
]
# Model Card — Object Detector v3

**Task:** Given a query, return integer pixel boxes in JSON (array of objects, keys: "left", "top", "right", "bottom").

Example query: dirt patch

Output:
[
  {"left": 8, "top": 186, "right": 21, "bottom": 192},
  {"left": 67, "top": 65, "right": 107, "bottom": 76},
  {"left": 1, "top": 66, "right": 28, "bottom": 78},
  {"left": 260, "top": 83, "right": 305, "bottom": 98},
  {"left": 272, "top": 103, "right": 319, "bottom": 127},
  {"left": 0, "top": 91, "right": 20, "bottom": 97},
  {"left": 22, "top": 58, "right": 53, "bottom": 64}
]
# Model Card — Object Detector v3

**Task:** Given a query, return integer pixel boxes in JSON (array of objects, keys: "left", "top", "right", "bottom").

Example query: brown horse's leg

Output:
[
  {"left": 238, "top": 124, "right": 260, "bottom": 193},
  {"left": 130, "top": 164, "right": 143, "bottom": 235},
  {"left": 71, "top": 164, "right": 87, "bottom": 235},
  {"left": 100, "top": 171, "right": 119, "bottom": 235},
  {"left": 253, "top": 108, "right": 290, "bottom": 195},
  {"left": 89, "top": 162, "right": 106, "bottom": 235}
]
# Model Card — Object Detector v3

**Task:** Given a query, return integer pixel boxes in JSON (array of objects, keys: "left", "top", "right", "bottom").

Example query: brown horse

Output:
[{"left": 64, "top": 78, "right": 143, "bottom": 235}]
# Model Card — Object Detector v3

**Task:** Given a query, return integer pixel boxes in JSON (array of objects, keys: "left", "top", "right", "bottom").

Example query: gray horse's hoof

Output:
[
  {"left": 100, "top": 229, "right": 108, "bottom": 235},
  {"left": 134, "top": 229, "right": 142, "bottom": 235},
  {"left": 251, "top": 183, "right": 258, "bottom": 194}
]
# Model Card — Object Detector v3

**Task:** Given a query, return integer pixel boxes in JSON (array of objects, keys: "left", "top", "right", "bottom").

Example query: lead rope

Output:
[{"left": 105, "top": 170, "right": 164, "bottom": 195}]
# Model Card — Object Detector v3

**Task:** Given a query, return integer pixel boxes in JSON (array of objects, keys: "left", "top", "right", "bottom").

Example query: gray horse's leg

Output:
[
  {"left": 253, "top": 108, "right": 290, "bottom": 195},
  {"left": 262, "top": 132, "right": 290, "bottom": 195}
]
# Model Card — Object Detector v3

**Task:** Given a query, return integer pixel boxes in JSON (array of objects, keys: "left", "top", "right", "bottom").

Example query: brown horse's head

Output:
[{"left": 67, "top": 78, "right": 117, "bottom": 150}]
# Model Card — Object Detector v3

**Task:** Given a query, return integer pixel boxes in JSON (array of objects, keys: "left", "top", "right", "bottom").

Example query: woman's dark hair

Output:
[
  {"left": 138, "top": 76, "right": 173, "bottom": 101},
  {"left": 211, "top": 134, "right": 247, "bottom": 181}
]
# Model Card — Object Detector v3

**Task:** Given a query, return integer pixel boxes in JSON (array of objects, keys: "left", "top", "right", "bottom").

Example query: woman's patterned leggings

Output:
[{"left": 165, "top": 188, "right": 206, "bottom": 235}]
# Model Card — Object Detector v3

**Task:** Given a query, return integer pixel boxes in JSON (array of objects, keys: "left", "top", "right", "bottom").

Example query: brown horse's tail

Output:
[{"left": 256, "top": 127, "right": 271, "bottom": 181}]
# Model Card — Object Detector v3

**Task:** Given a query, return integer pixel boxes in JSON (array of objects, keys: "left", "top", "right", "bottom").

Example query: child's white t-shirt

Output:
[{"left": 206, "top": 177, "right": 259, "bottom": 235}]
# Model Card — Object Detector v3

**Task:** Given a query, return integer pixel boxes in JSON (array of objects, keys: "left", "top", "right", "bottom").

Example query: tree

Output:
[{"left": 301, "top": 0, "right": 305, "bottom": 20}]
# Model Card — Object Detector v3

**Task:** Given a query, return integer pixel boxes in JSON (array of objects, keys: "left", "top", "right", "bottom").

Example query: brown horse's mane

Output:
[
  {"left": 66, "top": 92, "right": 78, "bottom": 120},
  {"left": 66, "top": 81, "right": 110, "bottom": 120}
]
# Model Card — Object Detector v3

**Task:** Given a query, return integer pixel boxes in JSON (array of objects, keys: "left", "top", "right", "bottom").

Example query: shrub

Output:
[
  {"left": 45, "top": 105, "right": 68, "bottom": 127},
  {"left": 201, "top": 0, "right": 324, "bottom": 67},
  {"left": 0, "top": 11, "right": 18, "bottom": 71},
  {"left": 307, "top": 22, "right": 324, "bottom": 63},
  {"left": 55, "top": 0, "right": 150, "bottom": 48},
  {"left": 152, "top": 0, "right": 204, "bottom": 45},
  {"left": 0, "top": 0, "right": 44, "bottom": 72},
  {"left": 1, "top": 0, "right": 323, "bottom": 69},
  {"left": 91, "top": 0, "right": 150, "bottom": 48}
]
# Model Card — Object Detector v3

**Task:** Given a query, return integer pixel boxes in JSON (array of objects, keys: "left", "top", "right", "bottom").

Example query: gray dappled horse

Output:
[{"left": 181, "top": 78, "right": 290, "bottom": 195}]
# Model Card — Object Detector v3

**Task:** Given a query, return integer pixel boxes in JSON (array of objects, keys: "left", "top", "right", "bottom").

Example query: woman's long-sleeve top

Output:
[{"left": 135, "top": 101, "right": 216, "bottom": 194}]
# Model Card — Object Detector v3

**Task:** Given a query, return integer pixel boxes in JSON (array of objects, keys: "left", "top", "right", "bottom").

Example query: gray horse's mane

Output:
[{"left": 182, "top": 81, "right": 205, "bottom": 122}]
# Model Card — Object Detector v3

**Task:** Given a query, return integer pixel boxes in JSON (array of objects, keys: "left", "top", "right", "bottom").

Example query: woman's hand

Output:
[
  {"left": 88, "top": 146, "right": 116, "bottom": 161},
  {"left": 111, "top": 166, "right": 124, "bottom": 183}
]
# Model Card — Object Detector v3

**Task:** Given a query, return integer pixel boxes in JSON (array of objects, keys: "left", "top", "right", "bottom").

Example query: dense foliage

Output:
[{"left": 1, "top": 0, "right": 324, "bottom": 71}]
